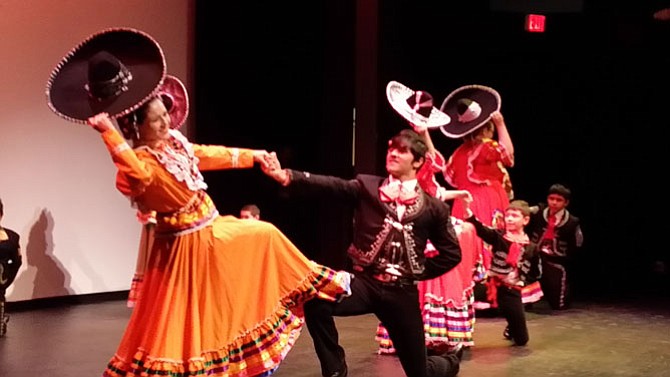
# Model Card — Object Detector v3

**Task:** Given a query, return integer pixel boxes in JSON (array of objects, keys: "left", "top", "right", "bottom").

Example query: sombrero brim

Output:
[
  {"left": 439, "top": 85, "right": 501, "bottom": 138},
  {"left": 46, "top": 27, "right": 166, "bottom": 124},
  {"left": 159, "top": 75, "right": 189, "bottom": 129},
  {"left": 386, "top": 81, "right": 451, "bottom": 129}
]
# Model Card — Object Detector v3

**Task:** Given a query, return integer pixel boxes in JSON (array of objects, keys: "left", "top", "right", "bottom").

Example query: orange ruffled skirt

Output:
[{"left": 104, "top": 215, "right": 350, "bottom": 377}]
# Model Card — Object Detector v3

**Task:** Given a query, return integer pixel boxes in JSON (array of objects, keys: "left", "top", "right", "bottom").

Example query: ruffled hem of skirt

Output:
[{"left": 103, "top": 264, "right": 350, "bottom": 377}]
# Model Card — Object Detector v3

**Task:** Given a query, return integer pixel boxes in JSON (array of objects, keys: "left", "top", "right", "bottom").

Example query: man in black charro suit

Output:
[{"left": 263, "top": 129, "right": 462, "bottom": 377}]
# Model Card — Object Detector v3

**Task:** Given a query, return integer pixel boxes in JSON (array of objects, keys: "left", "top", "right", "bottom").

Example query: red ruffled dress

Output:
[{"left": 445, "top": 139, "right": 542, "bottom": 309}]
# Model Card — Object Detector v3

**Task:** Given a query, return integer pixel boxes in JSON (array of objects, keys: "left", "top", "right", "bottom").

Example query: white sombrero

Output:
[{"left": 386, "top": 81, "right": 451, "bottom": 129}]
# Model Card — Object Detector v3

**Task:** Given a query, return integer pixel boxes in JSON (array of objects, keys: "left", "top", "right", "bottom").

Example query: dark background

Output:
[{"left": 194, "top": 1, "right": 670, "bottom": 300}]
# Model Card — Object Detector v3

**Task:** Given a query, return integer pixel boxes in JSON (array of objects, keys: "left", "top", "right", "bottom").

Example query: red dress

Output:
[
  {"left": 444, "top": 138, "right": 513, "bottom": 225},
  {"left": 444, "top": 138, "right": 542, "bottom": 309}
]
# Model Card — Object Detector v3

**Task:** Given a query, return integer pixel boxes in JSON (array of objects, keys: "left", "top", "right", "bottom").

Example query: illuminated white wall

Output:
[{"left": 0, "top": 0, "right": 193, "bottom": 301}]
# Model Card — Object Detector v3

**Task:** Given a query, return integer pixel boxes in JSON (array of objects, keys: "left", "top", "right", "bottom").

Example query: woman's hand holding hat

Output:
[
  {"left": 410, "top": 122, "right": 428, "bottom": 135},
  {"left": 87, "top": 113, "right": 115, "bottom": 133},
  {"left": 490, "top": 111, "right": 504, "bottom": 127}
]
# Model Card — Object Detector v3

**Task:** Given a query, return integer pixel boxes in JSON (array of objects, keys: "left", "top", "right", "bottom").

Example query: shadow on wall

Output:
[{"left": 11, "top": 208, "right": 72, "bottom": 300}]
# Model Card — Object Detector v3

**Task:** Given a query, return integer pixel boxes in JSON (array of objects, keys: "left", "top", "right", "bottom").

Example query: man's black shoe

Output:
[
  {"left": 325, "top": 364, "right": 347, "bottom": 377},
  {"left": 503, "top": 326, "right": 512, "bottom": 340},
  {"left": 427, "top": 343, "right": 450, "bottom": 356},
  {"left": 437, "top": 343, "right": 464, "bottom": 363},
  {"left": 447, "top": 343, "right": 464, "bottom": 361}
]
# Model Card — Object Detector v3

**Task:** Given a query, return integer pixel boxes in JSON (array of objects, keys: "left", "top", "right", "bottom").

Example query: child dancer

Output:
[{"left": 464, "top": 199, "right": 541, "bottom": 345}]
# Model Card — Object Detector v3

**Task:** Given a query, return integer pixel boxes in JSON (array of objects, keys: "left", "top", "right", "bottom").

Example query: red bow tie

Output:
[{"left": 379, "top": 182, "right": 419, "bottom": 205}]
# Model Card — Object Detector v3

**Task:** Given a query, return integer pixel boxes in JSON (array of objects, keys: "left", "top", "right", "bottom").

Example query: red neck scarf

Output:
[
  {"left": 504, "top": 233, "right": 529, "bottom": 266},
  {"left": 543, "top": 213, "right": 558, "bottom": 240}
]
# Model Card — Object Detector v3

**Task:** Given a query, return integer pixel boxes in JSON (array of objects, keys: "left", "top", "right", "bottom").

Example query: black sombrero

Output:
[
  {"left": 46, "top": 27, "right": 166, "bottom": 124},
  {"left": 439, "top": 85, "right": 501, "bottom": 138},
  {"left": 386, "top": 81, "right": 451, "bottom": 129}
]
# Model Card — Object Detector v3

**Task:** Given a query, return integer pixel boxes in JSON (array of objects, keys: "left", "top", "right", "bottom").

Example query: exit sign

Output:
[{"left": 525, "top": 14, "right": 546, "bottom": 32}]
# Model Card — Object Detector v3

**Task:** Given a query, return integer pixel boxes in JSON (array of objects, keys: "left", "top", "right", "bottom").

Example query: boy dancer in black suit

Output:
[
  {"left": 463, "top": 198, "right": 542, "bottom": 346},
  {"left": 528, "top": 184, "right": 583, "bottom": 310},
  {"left": 263, "top": 129, "right": 463, "bottom": 377}
]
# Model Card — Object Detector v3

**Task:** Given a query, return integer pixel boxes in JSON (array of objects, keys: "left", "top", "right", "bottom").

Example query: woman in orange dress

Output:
[{"left": 46, "top": 28, "right": 351, "bottom": 377}]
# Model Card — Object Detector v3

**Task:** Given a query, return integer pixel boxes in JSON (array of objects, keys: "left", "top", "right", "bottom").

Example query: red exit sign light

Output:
[{"left": 525, "top": 14, "right": 546, "bottom": 32}]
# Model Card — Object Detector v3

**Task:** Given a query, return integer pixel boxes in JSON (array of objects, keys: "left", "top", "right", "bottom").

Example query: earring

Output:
[{"left": 131, "top": 113, "right": 140, "bottom": 140}]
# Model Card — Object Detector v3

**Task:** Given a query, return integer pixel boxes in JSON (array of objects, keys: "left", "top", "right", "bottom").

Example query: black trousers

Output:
[
  {"left": 304, "top": 273, "right": 459, "bottom": 377},
  {"left": 497, "top": 285, "right": 529, "bottom": 346},
  {"left": 1, "top": 253, "right": 21, "bottom": 337},
  {"left": 540, "top": 258, "right": 571, "bottom": 310}
]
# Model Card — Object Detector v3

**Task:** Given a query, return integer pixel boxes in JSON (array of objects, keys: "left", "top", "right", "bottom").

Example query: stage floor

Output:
[{"left": 1, "top": 297, "right": 669, "bottom": 377}]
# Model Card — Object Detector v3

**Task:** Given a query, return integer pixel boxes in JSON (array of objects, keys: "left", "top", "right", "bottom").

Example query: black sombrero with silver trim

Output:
[
  {"left": 439, "top": 85, "right": 501, "bottom": 138},
  {"left": 46, "top": 27, "right": 166, "bottom": 124}
]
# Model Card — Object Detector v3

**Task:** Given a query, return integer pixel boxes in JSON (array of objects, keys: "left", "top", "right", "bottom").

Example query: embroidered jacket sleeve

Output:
[
  {"left": 286, "top": 170, "right": 361, "bottom": 203},
  {"left": 521, "top": 244, "right": 542, "bottom": 284},
  {"left": 574, "top": 219, "right": 584, "bottom": 248},
  {"left": 420, "top": 201, "right": 462, "bottom": 280},
  {"left": 100, "top": 128, "right": 155, "bottom": 197},
  {"left": 465, "top": 214, "right": 503, "bottom": 246},
  {"left": 192, "top": 144, "right": 255, "bottom": 171}
]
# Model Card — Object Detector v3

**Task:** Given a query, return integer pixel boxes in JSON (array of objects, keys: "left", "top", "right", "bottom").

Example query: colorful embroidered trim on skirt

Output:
[
  {"left": 375, "top": 294, "right": 476, "bottom": 355},
  {"left": 103, "top": 308, "right": 302, "bottom": 377},
  {"left": 103, "top": 265, "right": 350, "bottom": 377},
  {"left": 521, "top": 281, "right": 544, "bottom": 304},
  {"left": 126, "top": 274, "right": 143, "bottom": 308},
  {"left": 473, "top": 279, "right": 544, "bottom": 309}
]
